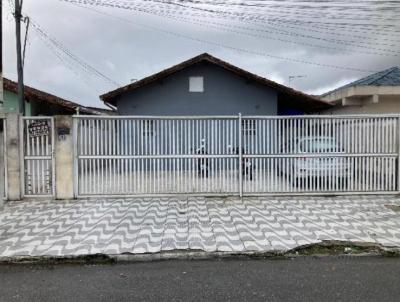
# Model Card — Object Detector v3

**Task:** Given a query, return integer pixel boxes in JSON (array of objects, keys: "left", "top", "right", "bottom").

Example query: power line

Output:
[
  {"left": 140, "top": 0, "right": 400, "bottom": 35},
  {"left": 76, "top": 0, "right": 400, "bottom": 36},
  {"left": 195, "top": 8, "right": 400, "bottom": 38},
  {"left": 154, "top": 0, "right": 400, "bottom": 31},
  {"left": 173, "top": 0, "right": 400, "bottom": 22},
  {"left": 142, "top": 0, "right": 400, "bottom": 43},
  {"left": 152, "top": 0, "right": 400, "bottom": 41},
  {"left": 61, "top": 1, "right": 379, "bottom": 73},
  {"left": 262, "top": 19, "right": 400, "bottom": 45},
  {"left": 125, "top": 5, "right": 400, "bottom": 56},
  {"left": 31, "top": 24, "right": 98, "bottom": 91},
  {"left": 60, "top": 0, "right": 400, "bottom": 56},
  {"left": 7, "top": 0, "right": 120, "bottom": 90},
  {"left": 29, "top": 17, "right": 121, "bottom": 87}
]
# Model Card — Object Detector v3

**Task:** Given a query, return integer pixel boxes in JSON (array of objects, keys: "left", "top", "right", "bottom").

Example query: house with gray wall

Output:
[
  {"left": 97, "top": 53, "right": 331, "bottom": 169},
  {"left": 100, "top": 53, "right": 330, "bottom": 116}
]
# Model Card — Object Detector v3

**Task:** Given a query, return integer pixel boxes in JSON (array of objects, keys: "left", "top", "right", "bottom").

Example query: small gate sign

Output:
[{"left": 28, "top": 121, "right": 50, "bottom": 138}]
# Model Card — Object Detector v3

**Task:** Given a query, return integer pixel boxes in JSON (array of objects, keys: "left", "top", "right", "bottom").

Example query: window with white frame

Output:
[
  {"left": 189, "top": 76, "right": 204, "bottom": 92},
  {"left": 242, "top": 119, "right": 256, "bottom": 135}
]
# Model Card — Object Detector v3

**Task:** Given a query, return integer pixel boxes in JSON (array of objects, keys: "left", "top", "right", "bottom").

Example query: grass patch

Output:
[
  {"left": 288, "top": 242, "right": 381, "bottom": 256},
  {"left": 385, "top": 204, "right": 400, "bottom": 212}
]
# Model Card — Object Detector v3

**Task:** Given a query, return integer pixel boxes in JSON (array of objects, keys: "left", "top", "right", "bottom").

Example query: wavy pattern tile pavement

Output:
[{"left": 0, "top": 196, "right": 399, "bottom": 257}]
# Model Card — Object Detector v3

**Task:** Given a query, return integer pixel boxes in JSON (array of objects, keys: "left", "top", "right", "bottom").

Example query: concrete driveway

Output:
[{"left": 0, "top": 196, "right": 399, "bottom": 258}]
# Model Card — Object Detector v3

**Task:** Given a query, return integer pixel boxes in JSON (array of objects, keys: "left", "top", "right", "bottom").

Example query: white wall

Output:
[{"left": 323, "top": 96, "right": 400, "bottom": 115}]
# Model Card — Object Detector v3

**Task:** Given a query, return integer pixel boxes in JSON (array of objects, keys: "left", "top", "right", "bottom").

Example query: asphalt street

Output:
[{"left": 0, "top": 257, "right": 399, "bottom": 302}]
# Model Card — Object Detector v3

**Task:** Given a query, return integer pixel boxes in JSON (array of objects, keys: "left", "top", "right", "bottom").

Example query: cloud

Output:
[
  {"left": 3, "top": 0, "right": 400, "bottom": 108},
  {"left": 105, "top": 60, "right": 116, "bottom": 71},
  {"left": 306, "top": 78, "right": 358, "bottom": 96}
]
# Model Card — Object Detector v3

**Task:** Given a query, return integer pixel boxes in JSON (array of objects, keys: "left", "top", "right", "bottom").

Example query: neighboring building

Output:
[
  {"left": 2, "top": 78, "right": 107, "bottom": 116},
  {"left": 321, "top": 67, "right": 400, "bottom": 114},
  {"left": 100, "top": 53, "right": 330, "bottom": 115}
]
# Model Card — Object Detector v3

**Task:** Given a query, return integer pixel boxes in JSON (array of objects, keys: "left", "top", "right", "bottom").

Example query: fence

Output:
[{"left": 73, "top": 115, "right": 400, "bottom": 197}]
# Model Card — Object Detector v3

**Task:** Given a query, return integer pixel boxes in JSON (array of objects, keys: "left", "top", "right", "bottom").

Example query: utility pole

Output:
[{"left": 15, "top": 0, "right": 25, "bottom": 115}]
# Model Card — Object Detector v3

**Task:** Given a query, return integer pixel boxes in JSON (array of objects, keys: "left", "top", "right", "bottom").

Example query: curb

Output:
[{"left": 1, "top": 241, "right": 399, "bottom": 265}]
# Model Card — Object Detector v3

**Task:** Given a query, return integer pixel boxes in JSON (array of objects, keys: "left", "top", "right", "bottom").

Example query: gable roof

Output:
[
  {"left": 322, "top": 66, "right": 400, "bottom": 96},
  {"left": 3, "top": 78, "right": 103, "bottom": 115},
  {"left": 100, "top": 53, "right": 330, "bottom": 111}
]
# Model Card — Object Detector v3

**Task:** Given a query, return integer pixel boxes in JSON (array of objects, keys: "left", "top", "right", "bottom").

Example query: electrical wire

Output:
[
  {"left": 30, "top": 17, "right": 121, "bottom": 87},
  {"left": 64, "top": 1, "right": 380, "bottom": 73},
  {"left": 30, "top": 18, "right": 121, "bottom": 89},
  {"left": 59, "top": 0, "right": 400, "bottom": 55},
  {"left": 125, "top": 5, "right": 400, "bottom": 56},
  {"left": 65, "top": 0, "right": 400, "bottom": 37}
]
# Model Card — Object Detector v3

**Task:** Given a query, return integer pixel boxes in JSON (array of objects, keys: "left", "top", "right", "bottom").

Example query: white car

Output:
[{"left": 282, "top": 136, "right": 351, "bottom": 186}]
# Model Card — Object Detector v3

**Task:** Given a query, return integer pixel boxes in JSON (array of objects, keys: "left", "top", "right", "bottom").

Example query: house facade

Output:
[
  {"left": 95, "top": 53, "right": 331, "bottom": 172},
  {"left": 321, "top": 67, "right": 400, "bottom": 114},
  {"left": 101, "top": 53, "right": 330, "bottom": 116}
]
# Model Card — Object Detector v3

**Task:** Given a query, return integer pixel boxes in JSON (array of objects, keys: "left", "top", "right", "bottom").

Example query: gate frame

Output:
[
  {"left": 398, "top": 116, "right": 400, "bottom": 192},
  {"left": 20, "top": 116, "right": 56, "bottom": 198},
  {"left": 0, "top": 117, "right": 7, "bottom": 200},
  {"left": 72, "top": 114, "right": 400, "bottom": 198}
]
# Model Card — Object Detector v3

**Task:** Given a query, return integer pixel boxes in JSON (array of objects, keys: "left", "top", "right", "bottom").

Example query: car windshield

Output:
[{"left": 299, "top": 138, "right": 339, "bottom": 153}]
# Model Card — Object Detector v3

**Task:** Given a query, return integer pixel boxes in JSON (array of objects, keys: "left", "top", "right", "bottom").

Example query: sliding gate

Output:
[{"left": 74, "top": 115, "right": 400, "bottom": 197}]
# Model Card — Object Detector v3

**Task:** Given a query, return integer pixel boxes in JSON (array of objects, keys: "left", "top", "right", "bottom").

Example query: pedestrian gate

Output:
[
  {"left": 73, "top": 115, "right": 400, "bottom": 197},
  {"left": 21, "top": 117, "right": 55, "bottom": 197}
]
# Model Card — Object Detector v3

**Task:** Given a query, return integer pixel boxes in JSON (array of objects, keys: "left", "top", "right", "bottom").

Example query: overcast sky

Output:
[{"left": 3, "top": 0, "right": 400, "bottom": 108}]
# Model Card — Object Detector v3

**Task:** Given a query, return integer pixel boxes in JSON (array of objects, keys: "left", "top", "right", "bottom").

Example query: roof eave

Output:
[
  {"left": 100, "top": 53, "right": 330, "bottom": 110},
  {"left": 4, "top": 77, "right": 100, "bottom": 115}
]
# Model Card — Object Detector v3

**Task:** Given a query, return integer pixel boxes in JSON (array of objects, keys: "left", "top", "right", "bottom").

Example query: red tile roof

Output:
[
  {"left": 4, "top": 78, "right": 103, "bottom": 115},
  {"left": 100, "top": 53, "right": 331, "bottom": 112}
]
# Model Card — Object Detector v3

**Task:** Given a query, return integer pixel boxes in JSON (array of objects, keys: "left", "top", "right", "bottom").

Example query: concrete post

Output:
[
  {"left": 5, "top": 113, "right": 21, "bottom": 200},
  {"left": 54, "top": 115, "right": 74, "bottom": 200}
]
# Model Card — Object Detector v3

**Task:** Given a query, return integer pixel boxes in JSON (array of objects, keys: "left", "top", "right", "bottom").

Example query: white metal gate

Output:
[
  {"left": 21, "top": 117, "right": 55, "bottom": 197},
  {"left": 73, "top": 115, "right": 400, "bottom": 197}
]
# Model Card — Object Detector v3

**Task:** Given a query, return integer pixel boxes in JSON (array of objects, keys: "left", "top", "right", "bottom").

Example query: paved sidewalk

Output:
[{"left": 0, "top": 196, "right": 399, "bottom": 257}]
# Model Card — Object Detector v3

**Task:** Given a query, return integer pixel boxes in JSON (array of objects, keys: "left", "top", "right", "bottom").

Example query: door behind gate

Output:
[{"left": 21, "top": 117, "right": 55, "bottom": 197}]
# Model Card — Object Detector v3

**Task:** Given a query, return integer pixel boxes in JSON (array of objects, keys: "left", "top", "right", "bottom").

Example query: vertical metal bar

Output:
[
  {"left": 76, "top": 118, "right": 81, "bottom": 196},
  {"left": 397, "top": 116, "right": 400, "bottom": 192},
  {"left": 238, "top": 113, "right": 243, "bottom": 198},
  {"left": 50, "top": 117, "right": 55, "bottom": 196},
  {"left": 34, "top": 120, "right": 39, "bottom": 195},
  {"left": 19, "top": 117, "right": 25, "bottom": 197},
  {"left": 2, "top": 118, "right": 8, "bottom": 200},
  {"left": 40, "top": 121, "right": 45, "bottom": 195},
  {"left": 44, "top": 120, "right": 49, "bottom": 194},
  {"left": 26, "top": 119, "right": 31, "bottom": 194}
]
